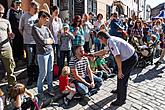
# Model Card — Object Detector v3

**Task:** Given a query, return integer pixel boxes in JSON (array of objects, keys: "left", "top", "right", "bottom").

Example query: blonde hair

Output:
[
  {"left": 8, "top": 83, "right": 25, "bottom": 99},
  {"left": 61, "top": 66, "right": 70, "bottom": 76}
]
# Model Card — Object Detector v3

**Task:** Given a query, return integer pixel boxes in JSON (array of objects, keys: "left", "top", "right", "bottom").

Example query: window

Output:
[
  {"left": 106, "top": 5, "right": 111, "bottom": 20},
  {"left": 87, "top": 0, "right": 97, "bottom": 16}
]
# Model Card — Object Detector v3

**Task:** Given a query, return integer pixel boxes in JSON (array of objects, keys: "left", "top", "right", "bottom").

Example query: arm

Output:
[
  {"left": 25, "top": 89, "right": 34, "bottom": 100},
  {"left": 87, "top": 62, "right": 94, "bottom": 84},
  {"left": 32, "top": 26, "right": 54, "bottom": 45},
  {"left": 114, "top": 55, "right": 123, "bottom": 79},
  {"left": 71, "top": 69, "right": 90, "bottom": 87},
  {"left": 92, "top": 49, "right": 108, "bottom": 57},
  {"left": 14, "top": 95, "right": 22, "bottom": 108},
  {"left": 18, "top": 15, "right": 24, "bottom": 35}
]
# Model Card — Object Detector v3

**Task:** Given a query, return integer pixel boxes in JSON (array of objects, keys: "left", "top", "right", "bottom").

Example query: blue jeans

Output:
[
  {"left": 74, "top": 75, "right": 103, "bottom": 96},
  {"left": 37, "top": 51, "right": 54, "bottom": 93}
]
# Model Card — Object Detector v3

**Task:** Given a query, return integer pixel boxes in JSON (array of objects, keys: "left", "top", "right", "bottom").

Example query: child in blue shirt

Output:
[{"left": 60, "top": 23, "right": 74, "bottom": 68}]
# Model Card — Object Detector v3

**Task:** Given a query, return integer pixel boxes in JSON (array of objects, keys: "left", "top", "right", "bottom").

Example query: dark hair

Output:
[
  {"left": 89, "top": 12, "right": 94, "bottom": 16},
  {"left": 72, "top": 45, "right": 82, "bottom": 56},
  {"left": 97, "top": 13, "right": 103, "bottom": 19},
  {"left": 72, "top": 15, "right": 82, "bottom": 27},
  {"left": 52, "top": 6, "right": 59, "bottom": 12},
  {"left": 97, "top": 31, "right": 110, "bottom": 39},
  {"left": 38, "top": 11, "right": 50, "bottom": 18}
]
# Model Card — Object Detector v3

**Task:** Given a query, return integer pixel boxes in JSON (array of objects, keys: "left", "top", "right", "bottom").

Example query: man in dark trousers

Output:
[{"left": 92, "top": 31, "right": 138, "bottom": 106}]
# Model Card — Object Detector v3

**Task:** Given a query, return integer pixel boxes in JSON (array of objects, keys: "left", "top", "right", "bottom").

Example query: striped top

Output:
[{"left": 69, "top": 56, "right": 89, "bottom": 78}]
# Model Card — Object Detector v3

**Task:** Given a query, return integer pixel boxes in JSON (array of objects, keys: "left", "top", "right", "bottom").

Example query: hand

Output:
[
  {"left": 47, "top": 38, "right": 54, "bottom": 44},
  {"left": 90, "top": 82, "right": 95, "bottom": 88},
  {"left": 118, "top": 72, "right": 124, "bottom": 79}
]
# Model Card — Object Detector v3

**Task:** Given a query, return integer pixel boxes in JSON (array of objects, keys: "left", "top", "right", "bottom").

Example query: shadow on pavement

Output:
[
  {"left": 85, "top": 94, "right": 117, "bottom": 109},
  {"left": 133, "top": 65, "right": 165, "bottom": 83}
]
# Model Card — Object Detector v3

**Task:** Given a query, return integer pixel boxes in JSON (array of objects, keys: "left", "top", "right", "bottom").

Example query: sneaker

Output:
[
  {"left": 108, "top": 73, "right": 116, "bottom": 78},
  {"left": 82, "top": 94, "right": 91, "bottom": 102},
  {"left": 110, "top": 89, "right": 118, "bottom": 94},
  {"left": 63, "top": 97, "right": 70, "bottom": 106},
  {"left": 155, "top": 61, "right": 162, "bottom": 65},
  {"left": 111, "top": 100, "right": 126, "bottom": 106},
  {"left": 47, "top": 90, "right": 55, "bottom": 97},
  {"left": 38, "top": 93, "right": 46, "bottom": 101}
]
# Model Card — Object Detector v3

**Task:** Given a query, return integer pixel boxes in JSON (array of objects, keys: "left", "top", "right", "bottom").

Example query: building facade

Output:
[{"left": 2, "top": 0, "right": 139, "bottom": 21}]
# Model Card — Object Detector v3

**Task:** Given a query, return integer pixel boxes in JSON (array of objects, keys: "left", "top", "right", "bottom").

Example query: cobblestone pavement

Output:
[{"left": 1, "top": 59, "right": 165, "bottom": 110}]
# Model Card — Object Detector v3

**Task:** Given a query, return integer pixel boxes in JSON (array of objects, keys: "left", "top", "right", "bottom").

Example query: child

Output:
[
  {"left": 0, "top": 89, "right": 4, "bottom": 110},
  {"left": 8, "top": 83, "right": 39, "bottom": 110},
  {"left": 59, "top": 66, "right": 76, "bottom": 106},
  {"left": 60, "top": 23, "right": 74, "bottom": 69},
  {"left": 96, "top": 56, "right": 115, "bottom": 78},
  {"left": 88, "top": 56, "right": 104, "bottom": 79}
]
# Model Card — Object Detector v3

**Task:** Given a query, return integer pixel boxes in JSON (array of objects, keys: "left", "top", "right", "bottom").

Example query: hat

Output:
[
  {"left": 14, "top": 0, "right": 22, "bottom": 3},
  {"left": 115, "top": 22, "right": 125, "bottom": 30},
  {"left": 63, "top": 23, "right": 69, "bottom": 29},
  {"left": 40, "top": 3, "right": 50, "bottom": 16}
]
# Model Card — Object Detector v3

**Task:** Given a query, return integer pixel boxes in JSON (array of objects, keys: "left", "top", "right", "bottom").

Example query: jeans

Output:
[
  {"left": 74, "top": 75, "right": 103, "bottom": 96},
  {"left": 24, "top": 44, "right": 38, "bottom": 80},
  {"left": 60, "top": 50, "right": 72, "bottom": 68},
  {"left": 37, "top": 51, "right": 54, "bottom": 93}
]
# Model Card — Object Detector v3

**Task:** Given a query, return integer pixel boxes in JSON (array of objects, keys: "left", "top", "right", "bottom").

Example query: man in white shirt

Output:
[{"left": 92, "top": 31, "right": 138, "bottom": 106}]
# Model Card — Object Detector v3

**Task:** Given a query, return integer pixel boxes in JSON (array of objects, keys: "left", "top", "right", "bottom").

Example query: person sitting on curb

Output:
[{"left": 69, "top": 45, "right": 103, "bottom": 101}]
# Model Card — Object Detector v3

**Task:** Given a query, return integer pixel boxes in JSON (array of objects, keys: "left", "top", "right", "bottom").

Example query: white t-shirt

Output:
[
  {"left": 104, "top": 36, "right": 135, "bottom": 61},
  {"left": 52, "top": 18, "right": 62, "bottom": 44}
]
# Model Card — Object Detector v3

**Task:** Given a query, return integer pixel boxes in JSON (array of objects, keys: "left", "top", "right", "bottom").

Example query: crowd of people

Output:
[{"left": 0, "top": 0, "right": 165, "bottom": 109}]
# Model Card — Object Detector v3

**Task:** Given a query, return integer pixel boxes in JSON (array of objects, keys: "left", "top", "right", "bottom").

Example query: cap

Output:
[
  {"left": 63, "top": 23, "right": 70, "bottom": 29},
  {"left": 40, "top": 3, "right": 50, "bottom": 17}
]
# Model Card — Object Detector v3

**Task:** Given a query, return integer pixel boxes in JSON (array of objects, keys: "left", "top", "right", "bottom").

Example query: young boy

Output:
[{"left": 60, "top": 23, "right": 74, "bottom": 69}]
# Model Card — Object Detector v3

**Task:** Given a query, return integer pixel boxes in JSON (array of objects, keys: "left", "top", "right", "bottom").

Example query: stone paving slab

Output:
[{"left": 1, "top": 59, "right": 165, "bottom": 110}]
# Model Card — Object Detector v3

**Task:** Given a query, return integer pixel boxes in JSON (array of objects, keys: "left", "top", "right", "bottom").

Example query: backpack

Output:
[{"left": 53, "top": 64, "right": 59, "bottom": 77}]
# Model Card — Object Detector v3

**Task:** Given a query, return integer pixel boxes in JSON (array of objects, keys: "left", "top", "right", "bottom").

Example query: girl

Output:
[
  {"left": 59, "top": 66, "right": 76, "bottom": 105},
  {"left": 8, "top": 83, "right": 38, "bottom": 110}
]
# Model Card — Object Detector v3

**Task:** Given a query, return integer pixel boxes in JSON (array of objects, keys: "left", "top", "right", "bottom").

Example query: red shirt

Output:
[{"left": 59, "top": 75, "right": 69, "bottom": 93}]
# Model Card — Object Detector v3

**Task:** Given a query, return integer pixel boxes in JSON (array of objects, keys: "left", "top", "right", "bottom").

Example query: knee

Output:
[{"left": 76, "top": 84, "right": 89, "bottom": 95}]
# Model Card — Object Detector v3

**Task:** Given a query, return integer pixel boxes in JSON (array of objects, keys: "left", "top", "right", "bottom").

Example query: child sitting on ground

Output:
[
  {"left": 59, "top": 66, "right": 76, "bottom": 106},
  {"left": 88, "top": 56, "right": 107, "bottom": 80},
  {"left": 96, "top": 56, "right": 115, "bottom": 78},
  {"left": 0, "top": 88, "right": 5, "bottom": 110},
  {"left": 8, "top": 83, "right": 39, "bottom": 110}
]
